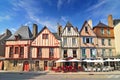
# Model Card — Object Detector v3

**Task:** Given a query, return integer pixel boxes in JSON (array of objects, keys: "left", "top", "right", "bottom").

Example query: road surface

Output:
[{"left": 0, "top": 72, "right": 120, "bottom": 80}]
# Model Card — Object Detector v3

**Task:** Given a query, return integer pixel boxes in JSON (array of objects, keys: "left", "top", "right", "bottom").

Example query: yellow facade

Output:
[{"left": 114, "top": 23, "right": 120, "bottom": 56}]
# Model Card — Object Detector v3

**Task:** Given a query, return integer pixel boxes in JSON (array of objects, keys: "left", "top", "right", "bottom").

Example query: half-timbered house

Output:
[
  {"left": 31, "top": 26, "right": 61, "bottom": 71},
  {"left": 4, "top": 25, "right": 36, "bottom": 71},
  {"left": 61, "top": 22, "right": 80, "bottom": 67},
  {"left": 80, "top": 20, "right": 97, "bottom": 59}
]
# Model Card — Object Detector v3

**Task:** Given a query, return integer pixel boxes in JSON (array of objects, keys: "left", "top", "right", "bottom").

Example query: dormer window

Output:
[
  {"left": 68, "top": 27, "right": 71, "bottom": 32},
  {"left": 107, "top": 29, "right": 110, "bottom": 35},
  {"left": 14, "top": 34, "right": 21, "bottom": 40},
  {"left": 101, "top": 28, "right": 104, "bottom": 35},
  {"left": 85, "top": 26, "right": 88, "bottom": 33}
]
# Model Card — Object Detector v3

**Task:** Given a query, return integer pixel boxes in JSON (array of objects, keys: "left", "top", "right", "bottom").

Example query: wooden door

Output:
[
  {"left": 23, "top": 61, "right": 29, "bottom": 71},
  {"left": 44, "top": 61, "right": 48, "bottom": 70}
]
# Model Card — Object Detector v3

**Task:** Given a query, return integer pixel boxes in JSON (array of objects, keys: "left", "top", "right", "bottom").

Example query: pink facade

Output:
[
  {"left": 80, "top": 21, "right": 97, "bottom": 58},
  {"left": 5, "top": 40, "right": 31, "bottom": 59},
  {"left": 31, "top": 27, "right": 60, "bottom": 59}
]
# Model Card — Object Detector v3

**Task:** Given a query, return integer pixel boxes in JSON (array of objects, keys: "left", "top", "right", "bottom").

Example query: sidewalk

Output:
[
  {"left": 47, "top": 71, "right": 120, "bottom": 75},
  {"left": 1, "top": 70, "right": 120, "bottom": 75},
  {"left": 0, "top": 70, "right": 48, "bottom": 75}
]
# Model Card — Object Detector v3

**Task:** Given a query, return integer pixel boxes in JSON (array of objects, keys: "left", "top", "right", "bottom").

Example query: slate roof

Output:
[
  {"left": 7, "top": 26, "right": 33, "bottom": 40},
  {"left": 52, "top": 33, "right": 61, "bottom": 40},
  {"left": 95, "top": 22, "right": 108, "bottom": 27},
  {"left": 65, "top": 21, "right": 73, "bottom": 27},
  {"left": 0, "top": 29, "right": 12, "bottom": 41},
  {"left": 93, "top": 22, "right": 114, "bottom": 38},
  {"left": 113, "top": 19, "right": 120, "bottom": 26}
]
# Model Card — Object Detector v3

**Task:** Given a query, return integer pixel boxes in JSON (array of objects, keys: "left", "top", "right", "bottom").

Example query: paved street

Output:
[{"left": 0, "top": 72, "right": 120, "bottom": 80}]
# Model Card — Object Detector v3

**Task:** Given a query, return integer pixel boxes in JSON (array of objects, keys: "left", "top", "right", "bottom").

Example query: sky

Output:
[{"left": 0, "top": 0, "right": 120, "bottom": 34}]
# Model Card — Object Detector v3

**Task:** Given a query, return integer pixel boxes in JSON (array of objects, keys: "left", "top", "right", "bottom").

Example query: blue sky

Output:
[{"left": 0, "top": 0, "right": 120, "bottom": 34}]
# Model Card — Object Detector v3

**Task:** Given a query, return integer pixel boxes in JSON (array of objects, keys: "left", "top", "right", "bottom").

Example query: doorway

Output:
[{"left": 23, "top": 61, "right": 29, "bottom": 71}]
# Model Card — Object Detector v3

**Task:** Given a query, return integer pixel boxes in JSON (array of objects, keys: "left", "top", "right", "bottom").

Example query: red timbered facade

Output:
[
  {"left": 4, "top": 26, "right": 33, "bottom": 71},
  {"left": 31, "top": 26, "right": 61, "bottom": 71}
]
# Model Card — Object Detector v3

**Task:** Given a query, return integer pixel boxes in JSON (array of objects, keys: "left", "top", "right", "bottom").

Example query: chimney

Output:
[
  {"left": 57, "top": 23, "right": 62, "bottom": 36},
  {"left": 33, "top": 24, "right": 38, "bottom": 37},
  {"left": 88, "top": 19, "right": 92, "bottom": 28},
  {"left": 108, "top": 14, "right": 113, "bottom": 27}
]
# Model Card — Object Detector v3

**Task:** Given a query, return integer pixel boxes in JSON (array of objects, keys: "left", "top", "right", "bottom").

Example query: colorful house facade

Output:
[
  {"left": 80, "top": 20, "right": 97, "bottom": 59},
  {"left": 61, "top": 22, "right": 80, "bottom": 59},
  {"left": 0, "top": 29, "right": 12, "bottom": 70},
  {"left": 114, "top": 19, "right": 120, "bottom": 56},
  {"left": 93, "top": 22, "right": 116, "bottom": 58},
  {"left": 31, "top": 26, "right": 61, "bottom": 71},
  {"left": 4, "top": 15, "right": 117, "bottom": 71},
  {"left": 4, "top": 26, "right": 33, "bottom": 71}
]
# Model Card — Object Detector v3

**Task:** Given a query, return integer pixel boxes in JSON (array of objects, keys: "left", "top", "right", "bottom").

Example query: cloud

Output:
[
  {"left": 11, "top": 0, "right": 43, "bottom": 17},
  {"left": 57, "top": 0, "right": 72, "bottom": 10},
  {"left": 11, "top": 28, "right": 17, "bottom": 33},
  {"left": 84, "top": 0, "right": 120, "bottom": 26},
  {"left": 57, "top": 0, "right": 63, "bottom": 10},
  {"left": 60, "top": 16, "right": 69, "bottom": 22},
  {"left": 29, "top": 15, "right": 57, "bottom": 32},
  {"left": 24, "top": 21, "right": 32, "bottom": 26},
  {"left": 0, "top": 15, "right": 11, "bottom": 22},
  {"left": 11, "top": 0, "right": 59, "bottom": 32},
  {"left": 86, "top": 0, "right": 107, "bottom": 12}
]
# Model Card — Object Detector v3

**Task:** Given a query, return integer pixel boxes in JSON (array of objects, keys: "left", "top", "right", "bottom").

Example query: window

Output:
[
  {"left": 82, "top": 48, "right": 86, "bottom": 57},
  {"left": 20, "top": 47, "right": 24, "bottom": 58},
  {"left": 14, "top": 34, "right": 21, "bottom": 40},
  {"left": 90, "top": 49, "right": 93, "bottom": 57},
  {"left": 83, "top": 37, "right": 93, "bottom": 44},
  {"left": 101, "top": 39, "right": 105, "bottom": 45},
  {"left": 85, "top": 26, "right": 88, "bottom": 32},
  {"left": 101, "top": 28, "right": 104, "bottom": 35},
  {"left": 108, "top": 39, "right": 111, "bottom": 46},
  {"left": 90, "top": 49, "right": 96, "bottom": 57},
  {"left": 102, "top": 49, "right": 105, "bottom": 57},
  {"left": 90, "top": 38, "right": 93, "bottom": 43},
  {"left": 72, "top": 38, "right": 76, "bottom": 45},
  {"left": 37, "top": 48, "right": 42, "bottom": 58},
  {"left": 109, "top": 49, "right": 112, "bottom": 57},
  {"left": 13, "top": 60, "right": 17, "bottom": 67},
  {"left": 42, "top": 34, "right": 48, "bottom": 39},
  {"left": 107, "top": 29, "right": 110, "bottom": 35},
  {"left": 83, "top": 37, "right": 86, "bottom": 43},
  {"left": 63, "top": 50, "right": 67, "bottom": 58},
  {"left": 63, "top": 38, "right": 67, "bottom": 45},
  {"left": 9, "top": 46, "right": 13, "bottom": 57},
  {"left": 86, "top": 38, "right": 89, "bottom": 43},
  {"left": 49, "top": 48, "right": 54, "bottom": 58},
  {"left": 68, "top": 27, "right": 71, "bottom": 32},
  {"left": 73, "top": 50, "right": 77, "bottom": 58},
  {"left": 15, "top": 47, "right": 19, "bottom": 54}
]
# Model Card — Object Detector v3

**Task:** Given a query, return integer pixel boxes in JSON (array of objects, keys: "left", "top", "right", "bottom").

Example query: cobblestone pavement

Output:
[{"left": 0, "top": 71, "right": 120, "bottom": 80}]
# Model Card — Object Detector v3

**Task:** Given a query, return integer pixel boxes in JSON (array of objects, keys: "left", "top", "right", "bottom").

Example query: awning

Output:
[
  {"left": 68, "top": 59, "right": 81, "bottom": 62},
  {"left": 83, "top": 59, "right": 104, "bottom": 63},
  {"left": 56, "top": 59, "right": 66, "bottom": 63},
  {"left": 83, "top": 59, "right": 93, "bottom": 62},
  {"left": 105, "top": 58, "right": 120, "bottom": 62}
]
